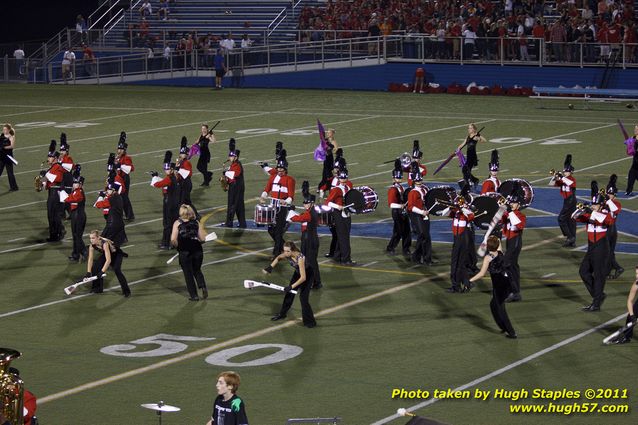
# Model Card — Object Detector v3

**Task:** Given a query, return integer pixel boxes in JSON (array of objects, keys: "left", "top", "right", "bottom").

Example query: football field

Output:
[{"left": 1, "top": 84, "right": 637, "bottom": 425}]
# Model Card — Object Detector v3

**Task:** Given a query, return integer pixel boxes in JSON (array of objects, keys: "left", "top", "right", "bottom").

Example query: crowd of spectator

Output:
[{"left": 297, "top": 0, "right": 638, "bottom": 62}]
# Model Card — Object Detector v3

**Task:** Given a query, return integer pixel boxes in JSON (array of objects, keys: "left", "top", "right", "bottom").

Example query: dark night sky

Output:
[{"left": 2, "top": 0, "right": 101, "bottom": 44}]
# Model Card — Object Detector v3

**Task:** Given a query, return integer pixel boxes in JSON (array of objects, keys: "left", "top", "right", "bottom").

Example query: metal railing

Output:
[{"left": 12, "top": 35, "right": 638, "bottom": 85}]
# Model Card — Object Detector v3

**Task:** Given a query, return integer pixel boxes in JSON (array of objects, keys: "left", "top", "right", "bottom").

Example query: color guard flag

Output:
[{"left": 313, "top": 119, "right": 328, "bottom": 161}]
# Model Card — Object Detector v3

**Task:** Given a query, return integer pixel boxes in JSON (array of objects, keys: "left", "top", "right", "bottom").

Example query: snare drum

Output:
[
  {"left": 315, "top": 205, "right": 334, "bottom": 226},
  {"left": 254, "top": 204, "right": 276, "bottom": 225},
  {"left": 424, "top": 185, "right": 457, "bottom": 216},
  {"left": 353, "top": 185, "right": 379, "bottom": 214}
]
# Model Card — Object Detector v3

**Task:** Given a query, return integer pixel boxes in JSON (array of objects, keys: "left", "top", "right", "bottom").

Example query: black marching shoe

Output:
[
  {"left": 68, "top": 255, "right": 80, "bottom": 262},
  {"left": 324, "top": 253, "right": 334, "bottom": 258},
  {"left": 613, "top": 267, "right": 625, "bottom": 279},
  {"left": 304, "top": 322, "right": 317, "bottom": 328},
  {"left": 445, "top": 286, "right": 462, "bottom": 293},
  {"left": 562, "top": 238, "right": 576, "bottom": 248},
  {"left": 613, "top": 335, "right": 631, "bottom": 344},
  {"left": 341, "top": 260, "right": 357, "bottom": 266},
  {"left": 505, "top": 332, "right": 518, "bottom": 339},
  {"left": 581, "top": 304, "right": 600, "bottom": 312},
  {"left": 385, "top": 248, "right": 396, "bottom": 256},
  {"left": 505, "top": 293, "right": 522, "bottom": 303},
  {"left": 312, "top": 282, "right": 323, "bottom": 290},
  {"left": 271, "top": 313, "right": 286, "bottom": 321},
  {"left": 189, "top": 296, "right": 200, "bottom": 301},
  {"left": 201, "top": 287, "right": 209, "bottom": 299}
]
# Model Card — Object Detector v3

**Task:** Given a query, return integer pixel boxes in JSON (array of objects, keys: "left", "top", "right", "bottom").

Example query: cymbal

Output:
[{"left": 140, "top": 403, "right": 181, "bottom": 412}]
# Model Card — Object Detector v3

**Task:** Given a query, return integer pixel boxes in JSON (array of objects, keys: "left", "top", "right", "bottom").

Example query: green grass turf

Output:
[{"left": 0, "top": 84, "right": 637, "bottom": 424}]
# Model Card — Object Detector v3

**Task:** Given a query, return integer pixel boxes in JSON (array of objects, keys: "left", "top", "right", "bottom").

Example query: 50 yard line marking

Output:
[{"left": 35, "top": 232, "right": 572, "bottom": 404}]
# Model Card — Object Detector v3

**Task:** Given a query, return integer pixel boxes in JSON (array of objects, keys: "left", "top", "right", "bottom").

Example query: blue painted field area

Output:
[{"left": 244, "top": 185, "right": 638, "bottom": 255}]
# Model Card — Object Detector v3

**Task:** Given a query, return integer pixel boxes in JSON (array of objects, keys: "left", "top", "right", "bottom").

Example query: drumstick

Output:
[{"left": 166, "top": 253, "right": 179, "bottom": 264}]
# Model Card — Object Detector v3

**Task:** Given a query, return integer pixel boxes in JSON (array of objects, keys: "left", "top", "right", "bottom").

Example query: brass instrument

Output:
[
  {"left": 0, "top": 348, "right": 24, "bottom": 424},
  {"left": 35, "top": 161, "right": 47, "bottom": 192},
  {"left": 435, "top": 196, "right": 472, "bottom": 210},
  {"left": 220, "top": 160, "right": 230, "bottom": 192},
  {"left": 549, "top": 168, "right": 563, "bottom": 179}
]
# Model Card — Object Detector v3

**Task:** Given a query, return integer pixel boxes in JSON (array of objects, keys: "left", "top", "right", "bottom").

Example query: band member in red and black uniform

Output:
[
  {"left": 407, "top": 165, "right": 433, "bottom": 265},
  {"left": 288, "top": 181, "right": 322, "bottom": 289},
  {"left": 572, "top": 191, "right": 614, "bottom": 311},
  {"left": 177, "top": 136, "right": 198, "bottom": 218},
  {"left": 260, "top": 148, "right": 295, "bottom": 257},
  {"left": 481, "top": 150, "right": 500, "bottom": 194},
  {"left": 42, "top": 140, "right": 66, "bottom": 242},
  {"left": 549, "top": 154, "right": 577, "bottom": 247},
  {"left": 604, "top": 174, "right": 624, "bottom": 279},
  {"left": 386, "top": 159, "right": 411, "bottom": 256},
  {"left": 86, "top": 229, "right": 131, "bottom": 297},
  {"left": 325, "top": 167, "right": 355, "bottom": 265},
  {"left": 94, "top": 175, "right": 128, "bottom": 249},
  {"left": 58, "top": 134, "right": 74, "bottom": 219},
  {"left": 63, "top": 165, "right": 88, "bottom": 262},
  {"left": 501, "top": 184, "right": 526, "bottom": 302},
  {"left": 224, "top": 139, "right": 246, "bottom": 228},
  {"left": 318, "top": 147, "right": 342, "bottom": 258},
  {"left": 0, "top": 123, "right": 18, "bottom": 191},
  {"left": 115, "top": 132, "right": 135, "bottom": 220},
  {"left": 406, "top": 140, "right": 427, "bottom": 188},
  {"left": 151, "top": 151, "right": 181, "bottom": 249},
  {"left": 441, "top": 183, "right": 475, "bottom": 293},
  {"left": 195, "top": 124, "right": 215, "bottom": 186}
]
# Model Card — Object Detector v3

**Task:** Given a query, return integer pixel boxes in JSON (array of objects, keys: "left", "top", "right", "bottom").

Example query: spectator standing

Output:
[
  {"left": 367, "top": 13, "right": 381, "bottom": 54},
  {"left": 82, "top": 43, "right": 96, "bottom": 76},
  {"left": 214, "top": 49, "right": 226, "bottom": 89},
  {"left": 13, "top": 46, "right": 25, "bottom": 77},
  {"left": 76, "top": 15, "right": 87, "bottom": 42},
  {"left": 549, "top": 20, "right": 566, "bottom": 62},
  {"left": 163, "top": 43, "right": 171, "bottom": 69},
  {"left": 62, "top": 48, "right": 76, "bottom": 82},
  {"left": 462, "top": 25, "right": 477, "bottom": 59},
  {"left": 140, "top": 0, "right": 152, "bottom": 17}
]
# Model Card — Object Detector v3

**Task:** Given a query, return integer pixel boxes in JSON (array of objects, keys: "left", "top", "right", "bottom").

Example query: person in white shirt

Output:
[
  {"left": 240, "top": 34, "right": 253, "bottom": 49},
  {"left": 220, "top": 34, "right": 235, "bottom": 51},
  {"left": 62, "top": 49, "right": 76, "bottom": 82},
  {"left": 13, "top": 47, "right": 25, "bottom": 76},
  {"left": 462, "top": 26, "right": 477, "bottom": 59},
  {"left": 140, "top": 0, "right": 152, "bottom": 17}
]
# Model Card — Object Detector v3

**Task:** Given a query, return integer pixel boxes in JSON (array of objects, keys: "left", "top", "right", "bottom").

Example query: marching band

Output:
[{"left": 1, "top": 119, "right": 633, "bottom": 339}]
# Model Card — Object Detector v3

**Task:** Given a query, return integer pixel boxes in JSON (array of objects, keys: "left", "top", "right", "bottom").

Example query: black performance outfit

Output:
[
  {"left": 277, "top": 254, "right": 317, "bottom": 327},
  {"left": 210, "top": 394, "right": 249, "bottom": 425},
  {"left": 462, "top": 136, "right": 480, "bottom": 187},
  {"left": 487, "top": 251, "right": 516, "bottom": 337},
  {"left": 101, "top": 192, "right": 128, "bottom": 248},
  {"left": 121, "top": 171, "right": 134, "bottom": 220},
  {"left": 91, "top": 240, "right": 130, "bottom": 296},
  {"left": 197, "top": 134, "right": 213, "bottom": 185},
  {"left": 554, "top": 175, "right": 577, "bottom": 244},
  {"left": 177, "top": 219, "right": 207, "bottom": 300},
  {"left": 0, "top": 134, "right": 18, "bottom": 191},
  {"left": 68, "top": 190, "right": 88, "bottom": 260},
  {"left": 626, "top": 139, "right": 638, "bottom": 194}
]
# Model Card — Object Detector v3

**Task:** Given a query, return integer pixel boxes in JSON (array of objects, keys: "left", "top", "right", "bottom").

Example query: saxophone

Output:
[
  {"left": 34, "top": 161, "right": 47, "bottom": 192},
  {"left": 220, "top": 160, "right": 230, "bottom": 192},
  {"left": 0, "top": 348, "right": 24, "bottom": 424}
]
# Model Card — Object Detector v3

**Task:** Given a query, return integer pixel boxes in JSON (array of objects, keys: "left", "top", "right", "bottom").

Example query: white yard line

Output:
[
  {"left": 17, "top": 110, "right": 166, "bottom": 131},
  {"left": 370, "top": 313, "right": 626, "bottom": 425},
  {"left": 530, "top": 155, "right": 631, "bottom": 184},
  {"left": 0, "top": 245, "right": 274, "bottom": 320},
  {"left": 541, "top": 273, "right": 557, "bottom": 278},
  {"left": 0, "top": 107, "right": 71, "bottom": 118},
  {"left": 352, "top": 124, "right": 616, "bottom": 183},
  {"left": 7, "top": 237, "right": 25, "bottom": 242},
  {"left": 361, "top": 261, "right": 378, "bottom": 268}
]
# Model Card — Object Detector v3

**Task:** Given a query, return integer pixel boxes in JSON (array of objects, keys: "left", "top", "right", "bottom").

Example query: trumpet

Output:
[
  {"left": 219, "top": 160, "right": 230, "bottom": 192},
  {"left": 435, "top": 196, "right": 474, "bottom": 210},
  {"left": 549, "top": 168, "right": 563, "bottom": 179}
]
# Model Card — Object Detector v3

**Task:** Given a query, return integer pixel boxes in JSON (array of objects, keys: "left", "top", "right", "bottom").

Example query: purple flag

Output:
[
  {"left": 455, "top": 149, "right": 466, "bottom": 167},
  {"left": 188, "top": 143, "right": 201, "bottom": 159},
  {"left": 626, "top": 138, "right": 636, "bottom": 156},
  {"left": 313, "top": 119, "right": 328, "bottom": 161}
]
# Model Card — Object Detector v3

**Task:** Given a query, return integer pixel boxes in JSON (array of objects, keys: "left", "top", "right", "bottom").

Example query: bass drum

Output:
[
  {"left": 254, "top": 204, "right": 276, "bottom": 225},
  {"left": 345, "top": 186, "right": 379, "bottom": 214},
  {"left": 498, "top": 178, "right": 534, "bottom": 208},
  {"left": 424, "top": 185, "right": 456, "bottom": 216},
  {"left": 470, "top": 192, "right": 503, "bottom": 229}
]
